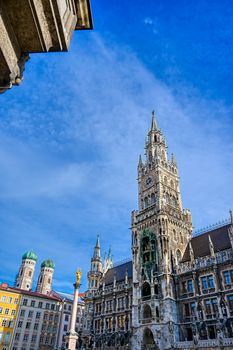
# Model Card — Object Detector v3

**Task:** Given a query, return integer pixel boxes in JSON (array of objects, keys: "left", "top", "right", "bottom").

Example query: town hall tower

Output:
[{"left": 131, "top": 112, "right": 192, "bottom": 349}]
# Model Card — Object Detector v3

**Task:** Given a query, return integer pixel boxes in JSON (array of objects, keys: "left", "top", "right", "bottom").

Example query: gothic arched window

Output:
[
  {"left": 142, "top": 282, "right": 151, "bottom": 298},
  {"left": 143, "top": 304, "right": 152, "bottom": 319}
]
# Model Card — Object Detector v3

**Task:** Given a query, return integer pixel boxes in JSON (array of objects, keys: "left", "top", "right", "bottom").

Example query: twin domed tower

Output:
[{"left": 15, "top": 251, "right": 55, "bottom": 295}]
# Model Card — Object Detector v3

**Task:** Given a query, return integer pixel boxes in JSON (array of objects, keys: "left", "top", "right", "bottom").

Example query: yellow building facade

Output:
[{"left": 0, "top": 283, "right": 21, "bottom": 350}]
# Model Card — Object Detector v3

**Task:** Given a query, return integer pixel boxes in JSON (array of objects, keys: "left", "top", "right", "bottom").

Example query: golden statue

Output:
[{"left": 76, "top": 269, "right": 82, "bottom": 285}]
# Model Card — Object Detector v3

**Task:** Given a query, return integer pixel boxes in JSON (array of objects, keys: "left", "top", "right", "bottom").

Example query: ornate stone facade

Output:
[
  {"left": 82, "top": 112, "right": 233, "bottom": 350},
  {"left": 0, "top": 0, "right": 92, "bottom": 93},
  {"left": 82, "top": 239, "right": 132, "bottom": 349}
]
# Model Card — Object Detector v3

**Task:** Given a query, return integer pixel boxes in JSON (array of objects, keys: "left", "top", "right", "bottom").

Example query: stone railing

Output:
[
  {"left": 176, "top": 338, "right": 233, "bottom": 348},
  {"left": 178, "top": 249, "right": 233, "bottom": 274},
  {"left": 176, "top": 341, "right": 193, "bottom": 349}
]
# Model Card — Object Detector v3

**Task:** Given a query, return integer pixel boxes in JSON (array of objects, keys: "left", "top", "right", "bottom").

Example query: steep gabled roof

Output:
[
  {"left": 182, "top": 224, "right": 231, "bottom": 262},
  {"left": 104, "top": 260, "right": 132, "bottom": 285}
]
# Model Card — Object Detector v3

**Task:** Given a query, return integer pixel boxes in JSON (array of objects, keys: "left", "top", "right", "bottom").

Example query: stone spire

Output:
[
  {"left": 151, "top": 110, "right": 157, "bottom": 130},
  {"left": 87, "top": 236, "right": 103, "bottom": 292},
  {"left": 93, "top": 234, "right": 101, "bottom": 259}
]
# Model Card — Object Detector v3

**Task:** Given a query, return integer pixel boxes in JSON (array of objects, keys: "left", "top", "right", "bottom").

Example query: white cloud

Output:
[{"left": 0, "top": 33, "right": 232, "bottom": 290}]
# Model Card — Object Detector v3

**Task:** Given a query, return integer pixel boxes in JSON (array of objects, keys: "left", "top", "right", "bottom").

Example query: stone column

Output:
[{"left": 66, "top": 269, "right": 82, "bottom": 350}]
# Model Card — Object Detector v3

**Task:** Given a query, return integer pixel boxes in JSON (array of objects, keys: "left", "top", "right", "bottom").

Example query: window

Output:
[
  {"left": 1, "top": 296, "right": 6, "bottom": 302},
  {"left": 64, "top": 324, "right": 68, "bottom": 331},
  {"left": 65, "top": 314, "right": 69, "bottom": 322},
  {"left": 31, "top": 334, "right": 37, "bottom": 343},
  {"left": 227, "top": 295, "right": 233, "bottom": 312},
  {"left": 31, "top": 300, "right": 35, "bottom": 307},
  {"left": 223, "top": 270, "right": 233, "bottom": 287},
  {"left": 36, "top": 312, "right": 41, "bottom": 319},
  {"left": 49, "top": 313, "right": 53, "bottom": 321},
  {"left": 184, "top": 302, "right": 196, "bottom": 317},
  {"left": 7, "top": 297, "right": 12, "bottom": 303},
  {"left": 38, "top": 301, "right": 43, "bottom": 308},
  {"left": 34, "top": 323, "right": 39, "bottom": 330},
  {"left": 2, "top": 319, "right": 7, "bottom": 326},
  {"left": 208, "top": 325, "right": 216, "bottom": 339},
  {"left": 4, "top": 332, "right": 10, "bottom": 343},
  {"left": 45, "top": 303, "right": 50, "bottom": 309},
  {"left": 5, "top": 308, "right": 9, "bottom": 315},
  {"left": 28, "top": 311, "right": 33, "bottom": 318},
  {"left": 23, "top": 334, "right": 29, "bottom": 341},
  {"left": 15, "top": 332, "right": 20, "bottom": 341},
  {"left": 201, "top": 275, "right": 215, "bottom": 291},
  {"left": 0, "top": 307, "right": 2, "bottom": 314},
  {"left": 187, "top": 280, "right": 194, "bottom": 293},
  {"left": 51, "top": 304, "right": 55, "bottom": 310},
  {"left": 14, "top": 298, "right": 19, "bottom": 304},
  {"left": 20, "top": 309, "right": 25, "bottom": 317},
  {"left": 18, "top": 321, "right": 23, "bottom": 328},
  {"left": 26, "top": 322, "right": 31, "bottom": 329},
  {"left": 44, "top": 313, "right": 48, "bottom": 320},
  {"left": 68, "top": 305, "right": 71, "bottom": 311},
  {"left": 204, "top": 298, "right": 218, "bottom": 318},
  {"left": 8, "top": 320, "right": 13, "bottom": 328},
  {"left": 11, "top": 309, "right": 16, "bottom": 316},
  {"left": 23, "top": 299, "right": 28, "bottom": 306}
]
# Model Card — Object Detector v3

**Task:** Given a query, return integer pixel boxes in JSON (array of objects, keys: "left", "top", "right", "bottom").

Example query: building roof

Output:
[
  {"left": 0, "top": 283, "right": 61, "bottom": 301},
  {"left": 54, "top": 291, "right": 84, "bottom": 304},
  {"left": 182, "top": 223, "right": 232, "bottom": 262},
  {"left": 104, "top": 260, "right": 132, "bottom": 285}
]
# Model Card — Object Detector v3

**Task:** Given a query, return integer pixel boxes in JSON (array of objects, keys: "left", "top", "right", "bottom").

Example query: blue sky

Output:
[{"left": 0, "top": 0, "right": 233, "bottom": 292}]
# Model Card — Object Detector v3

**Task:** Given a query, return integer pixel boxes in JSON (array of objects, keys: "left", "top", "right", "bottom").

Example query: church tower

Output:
[
  {"left": 131, "top": 112, "right": 192, "bottom": 350},
  {"left": 36, "top": 259, "right": 55, "bottom": 295},
  {"left": 15, "top": 251, "right": 37, "bottom": 291},
  {"left": 87, "top": 235, "right": 103, "bottom": 293}
]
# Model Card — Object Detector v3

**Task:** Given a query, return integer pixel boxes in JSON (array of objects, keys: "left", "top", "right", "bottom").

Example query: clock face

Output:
[{"left": 145, "top": 177, "right": 152, "bottom": 186}]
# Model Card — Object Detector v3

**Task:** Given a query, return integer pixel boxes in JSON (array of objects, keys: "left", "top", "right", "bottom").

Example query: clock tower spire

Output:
[{"left": 131, "top": 111, "right": 192, "bottom": 350}]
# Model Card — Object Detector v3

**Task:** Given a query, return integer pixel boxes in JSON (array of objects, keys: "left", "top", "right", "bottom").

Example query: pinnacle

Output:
[
  {"left": 95, "top": 234, "right": 100, "bottom": 249},
  {"left": 151, "top": 110, "right": 157, "bottom": 130}
]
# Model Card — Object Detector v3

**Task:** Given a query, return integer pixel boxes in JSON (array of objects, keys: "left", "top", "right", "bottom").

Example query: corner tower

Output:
[
  {"left": 36, "top": 259, "right": 55, "bottom": 295},
  {"left": 15, "top": 251, "right": 37, "bottom": 291},
  {"left": 87, "top": 235, "right": 103, "bottom": 293},
  {"left": 131, "top": 112, "right": 192, "bottom": 350}
]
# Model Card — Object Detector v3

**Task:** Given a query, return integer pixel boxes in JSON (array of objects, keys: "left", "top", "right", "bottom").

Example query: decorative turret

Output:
[
  {"left": 15, "top": 251, "right": 37, "bottom": 291},
  {"left": 87, "top": 235, "right": 103, "bottom": 292},
  {"left": 36, "top": 259, "right": 55, "bottom": 295}
]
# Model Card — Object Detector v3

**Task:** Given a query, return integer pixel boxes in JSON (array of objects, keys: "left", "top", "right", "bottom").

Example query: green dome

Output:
[
  {"left": 22, "top": 251, "right": 38, "bottom": 261},
  {"left": 41, "top": 259, "right": 55, "bottom": 269}
]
